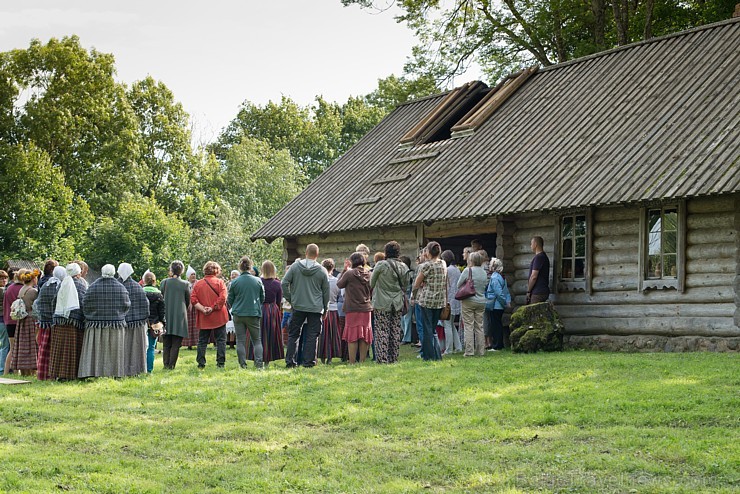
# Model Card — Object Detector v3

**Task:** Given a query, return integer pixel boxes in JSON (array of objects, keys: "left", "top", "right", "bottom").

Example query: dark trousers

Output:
[
  {"left": 488, "top": 309, "right": 505, "bottom": 350},
  {"left": 419, "top": 306, "right": 443, "bottom": 361},
  {"left": 162, "top": 335, "right": 183, "bottom": 369},
  {"left": 197, "top": 326, "right": 226, "bottom": 367},
  {"left": 285, "top": 310, "right": 322, "bottom": 368}
]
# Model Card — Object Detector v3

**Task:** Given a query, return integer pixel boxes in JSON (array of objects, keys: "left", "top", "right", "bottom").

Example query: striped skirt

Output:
[
  {"left": 49, "top": 325, "right": 84, "bottom": 380},
  {"left": 10, "top": 316, "right": 37, "bottom": 371},
  {"left": 250, "top": 303, "right": 284, "bottom": 363},
  {"left": 318, "top": 310, "right": 342, "bottom": 360},
  {"left": 78, "top": 326, "right": 125, "bottom": 378},
  {"left": 36, "top": 326, "right": 52, "bottom": 380},
  {"left": 123, "top": 322, "right": 147, "bottom": 377},
  {"left": 182, "top": 305, "right": 199, "bottom": 347}
]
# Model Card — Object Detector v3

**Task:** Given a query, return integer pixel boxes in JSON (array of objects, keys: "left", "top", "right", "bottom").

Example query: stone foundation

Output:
[{"left": 565, "top": 334, "right": 740, "bottom": 352}]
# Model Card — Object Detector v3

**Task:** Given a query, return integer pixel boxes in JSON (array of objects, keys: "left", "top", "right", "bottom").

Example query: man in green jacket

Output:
[
  {"left": 281, "top": 243, "right": 330, "bottom": 368},
  {"left": 228, "top": 256, "right": 265, "bottom": 369}
]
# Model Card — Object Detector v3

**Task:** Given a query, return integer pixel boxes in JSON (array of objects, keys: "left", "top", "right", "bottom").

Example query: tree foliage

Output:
[{"left": 343, "top": 0, "right": 737, "bottom": 82}]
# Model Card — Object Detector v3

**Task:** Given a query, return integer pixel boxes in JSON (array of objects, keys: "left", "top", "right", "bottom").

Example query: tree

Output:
[
  {"left": 127, "top": 76, "right": 198, "bottom": 215},
  {"left": 83, "top": 195, "right": 190, "bottom": 280},
  {"left": 0, "top": 36, "right": 143, "bottom": 214},
  {"left": 342, "top": 0, "right": 737, "bottom": 83},
  {"left": 0, "top": 143, "right": 92, "bottom": 261}
]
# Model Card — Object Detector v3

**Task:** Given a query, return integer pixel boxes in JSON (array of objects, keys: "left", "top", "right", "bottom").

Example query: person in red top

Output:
[{"left": 190, "top": 261, "right": 230, "bottom": 368}]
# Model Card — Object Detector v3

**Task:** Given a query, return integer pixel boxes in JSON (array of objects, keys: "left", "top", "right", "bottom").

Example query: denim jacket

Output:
[{"left": 485, "top": 272, "right": 511, "bottom": 310}]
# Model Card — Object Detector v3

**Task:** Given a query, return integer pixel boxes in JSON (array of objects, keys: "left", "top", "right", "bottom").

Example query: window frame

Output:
[
  {"left": 554, "top": 209, "right": 592, "bottom": 294},
  {"left": 638, "top": 201, "right": 686, "bottom": 292}
]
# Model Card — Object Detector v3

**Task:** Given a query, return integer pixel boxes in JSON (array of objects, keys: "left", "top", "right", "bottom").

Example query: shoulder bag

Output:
[
  {"left": 388, "top": 260, "right": 409, "bottom": 315},
  {"left": 454, "top": 268, "right": 477, "bottom": 300}
]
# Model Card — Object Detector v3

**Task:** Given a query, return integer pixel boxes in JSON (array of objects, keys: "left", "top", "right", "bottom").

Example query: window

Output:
[
  {"left": 555, "top": 211, "right": 591, "bottom": 293},
  {"left": 560, "top": 214, "right": 587, "bottom": 281},
  {"left": 639, "top": 202, "right": 685, "bottom": 292}
]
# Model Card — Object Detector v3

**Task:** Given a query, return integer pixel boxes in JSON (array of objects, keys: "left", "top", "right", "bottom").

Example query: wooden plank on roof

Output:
[
  {"left": 387, "top": 151, "right": 440, "bottom": 165},
  {"left": 353, "top": 196, "right": 381, "bottom": 206},
  {"left": 451, "top": 66, "right": 539, "bottom": 134},
  {"left": 371, "top": 174, "right": 412, "bottom": 185}
]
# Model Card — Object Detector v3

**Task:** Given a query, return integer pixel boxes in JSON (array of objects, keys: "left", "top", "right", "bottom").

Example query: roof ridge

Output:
[{"left": 540, "top": 16, "right": 740, "bottom": 73}]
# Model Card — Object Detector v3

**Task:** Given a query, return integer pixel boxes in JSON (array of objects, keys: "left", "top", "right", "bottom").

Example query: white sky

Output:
[{"left": 0, "top": 0, "right": 423, "bottom": 142}]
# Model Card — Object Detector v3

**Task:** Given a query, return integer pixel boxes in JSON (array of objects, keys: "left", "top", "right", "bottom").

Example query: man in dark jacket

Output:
[{"left": 281, "top": 243, "right": 330, "bottom": 368}]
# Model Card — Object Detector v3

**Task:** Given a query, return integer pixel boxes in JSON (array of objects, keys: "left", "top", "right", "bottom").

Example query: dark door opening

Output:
[{"left": 426, "top": 233, "right": 497, "bottom": 267}]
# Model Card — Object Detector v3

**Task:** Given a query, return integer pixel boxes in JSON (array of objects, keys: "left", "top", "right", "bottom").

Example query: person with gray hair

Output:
[
  {"left": 457, "top": 251, "right": 489, "bottom": 356},
  {"left": 485, "top": 258, "right": 511, "bottom": 351}
]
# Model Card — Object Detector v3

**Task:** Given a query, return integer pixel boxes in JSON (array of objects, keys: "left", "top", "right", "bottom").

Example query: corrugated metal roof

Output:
[{"left": 253, "top": 18, "right": 740, "bottom": 240}]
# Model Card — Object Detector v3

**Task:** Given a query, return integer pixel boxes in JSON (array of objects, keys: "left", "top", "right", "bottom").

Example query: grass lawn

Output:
[{"left": 0, "top": 346, "right": 738, "bottom": 493}]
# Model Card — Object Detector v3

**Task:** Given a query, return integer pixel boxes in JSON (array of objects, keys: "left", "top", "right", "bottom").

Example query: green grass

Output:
[{"left": 0, "top": 347, "right": 738, "bottom": 493}]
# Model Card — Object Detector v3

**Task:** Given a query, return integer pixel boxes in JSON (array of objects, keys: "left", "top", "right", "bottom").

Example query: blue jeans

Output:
[
  {"left": 0, "top": 323, "right": 8, "bottom": 374},
  {"left": 401, "top": 309, "right": 413, "bottom": 343},
  {"left": 414, "top": 303, "right": 425, "bottom": 357},
  {"left": 147, "top": 334, "right": 157, "bottom": 373},
  {"left": 419, "top": 306, "right": 443, "bottom": 361}
]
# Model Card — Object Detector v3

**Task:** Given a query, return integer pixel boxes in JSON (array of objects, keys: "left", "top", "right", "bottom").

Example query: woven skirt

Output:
[
  {"left": 10, "top": 317, "right": 37, "bottom": 371},
  {"left": 318, "top": 310, "right": 342, "bottom": 360},
  {"left": 36, "top": 326, "right": 52, "bottom": 380},
  {"left": 49, "top": 325, "right": 84, "bottom": 380},
  {"left": 123, "top": 322, "right": 147, "bottom": 377},
  {"left": 249, "top": 303, "right": 284, "bottom": 363},
  {"left": 78, "top": 325, "right": 126, "bottom": 378},
  {"left": 182, "top": 305, "right": 199, "bottom": 347}
]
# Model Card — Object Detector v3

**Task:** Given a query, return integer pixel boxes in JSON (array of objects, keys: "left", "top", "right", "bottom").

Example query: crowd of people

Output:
[{"left": 0, "top": 236, "right": 551, "bottom": 379}]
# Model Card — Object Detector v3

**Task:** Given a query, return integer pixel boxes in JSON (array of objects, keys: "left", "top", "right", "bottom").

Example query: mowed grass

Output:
[{"left": 0, "top": 346, "right": 737, "bottom": 493}]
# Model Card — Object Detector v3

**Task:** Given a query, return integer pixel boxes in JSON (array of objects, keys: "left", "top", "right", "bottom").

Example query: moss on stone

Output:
[{"left": 509, "top": 302, "right": 564, "bottom": 353}]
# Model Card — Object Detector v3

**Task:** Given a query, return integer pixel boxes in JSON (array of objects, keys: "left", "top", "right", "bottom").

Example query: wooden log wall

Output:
[
  {"left": 521, "top": 196, "right": 739, "bottom": 339},
  {"left": 293, "top": 226, "right": 419, "bottom": 267}
]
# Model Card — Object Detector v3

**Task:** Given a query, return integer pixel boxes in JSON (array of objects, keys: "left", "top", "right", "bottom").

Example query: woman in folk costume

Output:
[
  {"left": 318, "top": 259, "right": 341, "bottom": 364},
  {"left": 252, "top": 260, "right": 284, "bottom": 365},
  {"left": 78, "top": 264, "right": 131, "bottom": 378},
  {"left": 159, "top": 261, "right": 189, "bottom": 369},
  {"left": 181, "top": 265, "right": 199, "bottom": 349},
  {"left": 34, "top": 266, "right": 66, "bottom": 380},
  {"left": 49, "top": 263, "right": 87, "bottom": 380},
  {"left": 118, "top": 263, "right": 148, "bottom": 376},
  {"left": 9, "top": 269, "right": 40, "bottom": 376}
]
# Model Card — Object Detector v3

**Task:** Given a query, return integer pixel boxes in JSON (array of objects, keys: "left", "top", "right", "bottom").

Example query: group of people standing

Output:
[{"left": 0, "top": 235, "right": 550, "bottom": 378}]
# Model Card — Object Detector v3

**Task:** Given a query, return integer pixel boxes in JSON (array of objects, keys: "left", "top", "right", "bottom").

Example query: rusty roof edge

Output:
[
  {"left": 250, "top": 190, "right": 739, "bottom": 240},
  {"left": 539, "top": 16, "right": 740, "bottom": 74}
]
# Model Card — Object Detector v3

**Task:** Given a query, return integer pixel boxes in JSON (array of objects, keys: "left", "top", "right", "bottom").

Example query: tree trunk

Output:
[
  {"left": 643, "top": 0, "right": 655, "bottom": 39},
  {"left": 592, "top": 0, "right": 607, "bottom": 49},
  {"left": 612, "top": 0, "right": 631, "bottom": 45}
]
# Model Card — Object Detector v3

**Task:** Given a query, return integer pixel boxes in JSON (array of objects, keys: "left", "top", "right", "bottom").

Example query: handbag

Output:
[
  {"left": 148, "top": 321, "right": 165, "bottom": 338},
  {"left": 454, "top": 268, "right": 477, "bottom": 300},
  {"left": 388, "top": 260, "right": 409, "bottom": 316}
]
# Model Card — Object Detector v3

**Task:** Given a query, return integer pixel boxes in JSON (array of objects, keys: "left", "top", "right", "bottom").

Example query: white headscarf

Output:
[
  {"left": 101, "top": 264, "right": 116, "bottom": 278},
  {"left": 118, "top": 263, "right": 134, "bottom": 282},
  {"left": 186, "top": 265, "right": 196, "bottom": 279},
  {"left": 46, "top": 266, "right": 66, "bottom": 287},
  {"left": 55, "top": 263, "right": 81, "bottom": 318}
]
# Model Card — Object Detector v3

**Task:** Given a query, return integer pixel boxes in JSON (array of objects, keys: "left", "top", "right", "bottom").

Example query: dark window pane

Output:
[
  {"left": 575, "top": 216, "right": 586, "bottom": 237},
  {"left": 562, "top": 216, "right": 573, "bottom": 238},
  {"left": 663, "top": 255, "right": 677, "bottom": 278},
  {"left": 561, "top": 259, "right": 573, "bottom": 279},
  {"left": 576, "top": 237, "right": 585, "bottom": 257},
  {"left": 648, "top": 255, "right": 662, "bottom": 279},
  {"left": 563, "top": 238, "right": 573, "bottom": 257},
  {"left": 574, "top": 258, "right": 585, "bottom": 278}
]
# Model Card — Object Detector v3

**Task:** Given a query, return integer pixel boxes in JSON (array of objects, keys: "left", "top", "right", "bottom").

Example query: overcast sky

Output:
[{"left": 1, "top": 1, "right": 423, "bottom": 141}]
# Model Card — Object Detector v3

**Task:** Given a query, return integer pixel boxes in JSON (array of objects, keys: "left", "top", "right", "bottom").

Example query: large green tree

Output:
[
  {"left": 343, "top": 0, "right": 736, "bottom": 82},
  {"left": 0, "top": 36, "right": 143, "bottom": 214},
  {"left": 0, "top": 143, "right": 92, "bottom": 260}
]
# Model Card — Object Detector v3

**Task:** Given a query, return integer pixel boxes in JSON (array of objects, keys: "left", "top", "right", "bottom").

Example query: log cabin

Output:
[{"left": 253, "top": 18, "right": 740, "bottom": 351}]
